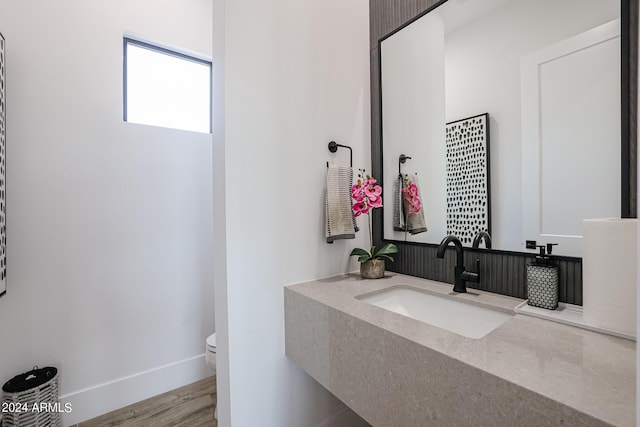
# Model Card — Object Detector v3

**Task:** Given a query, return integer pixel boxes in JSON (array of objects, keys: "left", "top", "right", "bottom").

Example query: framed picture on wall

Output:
[
  {"left": 445, "top": 113, "right": 491, "bottom": 245},
  {"left": 1, "top": 32, "right": 6, "bottom": 297}
]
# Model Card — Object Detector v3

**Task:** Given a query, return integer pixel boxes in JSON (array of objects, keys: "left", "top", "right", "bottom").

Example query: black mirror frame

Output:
[{"left": 372, "top": 0, "right": 638, "bottom": 254}]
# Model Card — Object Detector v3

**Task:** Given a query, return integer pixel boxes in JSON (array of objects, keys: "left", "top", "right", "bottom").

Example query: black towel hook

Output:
[
  {"left": 326, "top": 141, "right": 353, "bottom": 168},
  {"left": 398, "top": 154, "right": 412, "bottom": 175}
]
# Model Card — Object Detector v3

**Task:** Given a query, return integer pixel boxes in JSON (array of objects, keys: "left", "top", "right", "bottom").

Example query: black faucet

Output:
[
  {"left": 472, "top": 231, "right": 492, "bottom": 249},
  {"left": 436, "top": 235, "right": 480, "bottom": 293}
]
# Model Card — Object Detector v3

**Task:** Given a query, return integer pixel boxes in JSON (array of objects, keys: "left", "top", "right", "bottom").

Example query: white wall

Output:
[
  {"left": 0, "top": 1, "right": 214, "bottom": 425},
  {"left": 212, "top": 0, "right": 371, "bottom": 425}
]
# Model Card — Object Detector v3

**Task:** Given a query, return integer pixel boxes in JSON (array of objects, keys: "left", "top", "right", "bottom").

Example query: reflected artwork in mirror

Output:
[
  {"left": 445, "top": 113, "right": 490, "bottom": 245},
  {"left": 379, "top": 0, "right": 627, "bottom": 257},
  {"left": 0, "top": 32, "right": 5, "bottom": 297}
]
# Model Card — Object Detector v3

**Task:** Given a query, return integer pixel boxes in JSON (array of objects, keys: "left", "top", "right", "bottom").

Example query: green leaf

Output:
[
  {"left": 376, "top": 254, "right": 395, "bottom": 262},
  {"left": 374, "top": 243, "right": 399, "bottom": 257},
  {"left": 358, "top": 255, "right": 371, "bottom": 263},
  {"left": 350, "top": 248, "right": 370, "bottom": 257}
]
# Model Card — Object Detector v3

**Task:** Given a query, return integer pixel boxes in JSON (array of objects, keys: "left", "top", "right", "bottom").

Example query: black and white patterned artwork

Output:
[
  {"left": 0, "top": 33, "right": 6, "bottom": 296},
  {"left": 445, "top": 113, "right": 490, "bottom": 245}
]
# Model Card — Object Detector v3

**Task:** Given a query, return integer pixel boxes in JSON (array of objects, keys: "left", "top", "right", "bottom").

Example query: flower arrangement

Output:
[{"left": 349, "top": 169, "right": 398, "bottom": 264}]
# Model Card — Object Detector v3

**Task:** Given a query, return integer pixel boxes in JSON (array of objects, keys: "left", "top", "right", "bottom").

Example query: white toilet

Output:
[
  {"left": 205, "top": 333, "right": 217, "bottom": 419},
  {"left": 205, "top": 332, "right": 216, "bottom": 372}
]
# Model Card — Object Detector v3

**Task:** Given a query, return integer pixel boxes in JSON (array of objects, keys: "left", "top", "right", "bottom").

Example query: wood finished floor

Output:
[{"left": 73, "top": 376, "right": 217, "bottom": 427}]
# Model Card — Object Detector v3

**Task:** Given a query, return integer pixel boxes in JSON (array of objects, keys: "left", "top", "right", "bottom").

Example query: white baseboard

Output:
[
  {"left": 317, "top": 407, "right": 371, "bottom": 427},
  {"left": 59, "top": 354, "right": 212, "bottom": 426}
]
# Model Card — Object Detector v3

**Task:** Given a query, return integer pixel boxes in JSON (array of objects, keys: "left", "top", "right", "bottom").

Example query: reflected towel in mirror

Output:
[
  {"left": 393, "top": 175, "right": 406, "bottom": 231},
  {"left": 394, "top": 174, "right": 427, "bottom": 235}
]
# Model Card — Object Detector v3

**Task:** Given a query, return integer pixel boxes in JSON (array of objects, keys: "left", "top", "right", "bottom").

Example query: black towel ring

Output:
[{"left": 326, "top": 141, "right": 353, "bottom": 168}]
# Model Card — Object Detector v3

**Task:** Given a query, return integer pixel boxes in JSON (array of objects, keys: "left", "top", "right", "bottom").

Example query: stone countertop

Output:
[{"left": 285, "top": 272, "right": 636, "bottom": 427}]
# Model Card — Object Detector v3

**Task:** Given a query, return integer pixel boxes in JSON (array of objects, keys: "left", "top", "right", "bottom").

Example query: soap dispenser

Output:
[{"left": 525, "top": 241, "right": 559, "bottom": 310}]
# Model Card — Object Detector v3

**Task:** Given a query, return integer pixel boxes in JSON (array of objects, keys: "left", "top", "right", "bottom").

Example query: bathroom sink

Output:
[{"left": 357, "top": 286, "right": 512, "bottom": 339}]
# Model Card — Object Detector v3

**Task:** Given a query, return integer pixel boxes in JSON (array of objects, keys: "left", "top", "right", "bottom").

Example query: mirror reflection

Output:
[{"left": 381, "top": 0, "right": 621, "bottom": 256}]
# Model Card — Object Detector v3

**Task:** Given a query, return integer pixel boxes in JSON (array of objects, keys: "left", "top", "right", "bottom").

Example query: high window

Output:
[{"left": 123, "top": 37, "right": 211, "bottom": 133}]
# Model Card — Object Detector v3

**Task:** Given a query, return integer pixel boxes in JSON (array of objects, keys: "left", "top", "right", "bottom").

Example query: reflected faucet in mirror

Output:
[
  {"left": 436, "top": 235, "right": 480, "bottom": 293},
  {"left": 472, "top": 231, "right": 492, "bottom": 249}
]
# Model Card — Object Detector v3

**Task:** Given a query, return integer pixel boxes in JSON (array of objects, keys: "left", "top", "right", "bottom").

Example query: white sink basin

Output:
[{"left": 357, "top": 286, "right": 513, "bottom": 339}]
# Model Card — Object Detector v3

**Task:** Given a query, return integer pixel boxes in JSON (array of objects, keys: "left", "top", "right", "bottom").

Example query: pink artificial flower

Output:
[
  {"left": 402, "top": 180, "right": 422, "bottom": 216},
  {"left": 351, "top": 169, "right": 384, "bottom": 217},
  {"left": 407, "top": 182, "right": 419, "bottom": 197},
  {"left": 353, "top": 201, "right": 370, "bottom": 217},
  {"left": 351, "top": 187, "right": 365, "bottom": 202},
  {"left": 414, "top": 198, "right": 422, "bottom": 211},
  {"left": 369, "top": 196, "right": 382, "bottom": 208},
  {"left": 408, "top": 197, "right": 422, "bottom": 216},
  {"left": 364, "top": 184, "right": 382, "bottom": 199}
]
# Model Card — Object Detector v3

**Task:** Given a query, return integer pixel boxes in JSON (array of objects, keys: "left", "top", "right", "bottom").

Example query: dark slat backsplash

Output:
[
  {"left": 385, "top": 244, "right": 582, "bottom": 304},
  {"left": 366, "top": 0, "right": 627, "bottom": 306}
]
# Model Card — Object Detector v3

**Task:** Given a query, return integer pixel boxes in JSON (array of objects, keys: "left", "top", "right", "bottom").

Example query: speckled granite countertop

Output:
[{"left": 285, "top": 272, "right": 636, "bottom": 426}]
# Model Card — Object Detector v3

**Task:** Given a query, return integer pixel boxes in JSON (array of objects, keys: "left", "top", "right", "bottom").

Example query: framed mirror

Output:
[{"left": 379, "top": 0, "right": 633, "bottom": 257}]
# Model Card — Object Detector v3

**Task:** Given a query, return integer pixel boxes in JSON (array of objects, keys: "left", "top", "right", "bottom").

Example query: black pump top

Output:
[{"left": 526, "top": 240, "right": 558, "bottom": 266}]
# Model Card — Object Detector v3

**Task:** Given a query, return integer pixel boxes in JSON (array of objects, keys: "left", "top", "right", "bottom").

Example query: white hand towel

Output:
[{"left": 326, "top": 165, "right": 357, "bottom": 242}]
